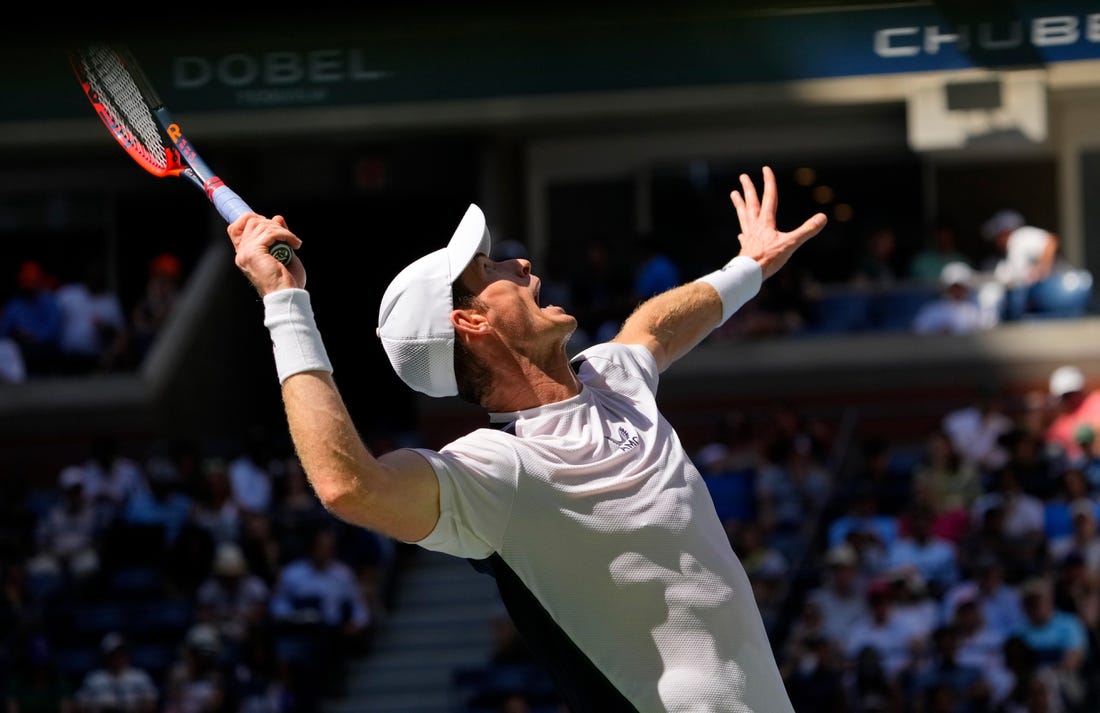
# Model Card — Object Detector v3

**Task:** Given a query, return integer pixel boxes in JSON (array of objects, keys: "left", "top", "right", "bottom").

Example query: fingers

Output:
[
  {"left": 792, "top": 212, "right": 829, "bottom": 242},
  {"left": 739, "top": 172, "right": 760, "bottom": 217},
  {"left": 759, "top": 166, "right": 777, "bottom": 220},
  {"left": 227, "top": 213, "right": 302, "bottom": 254}
]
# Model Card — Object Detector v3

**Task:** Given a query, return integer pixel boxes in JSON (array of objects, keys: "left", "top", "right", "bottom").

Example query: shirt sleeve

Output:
[{"left": 407, "top": 435, "right": 522, "bottom": 559}]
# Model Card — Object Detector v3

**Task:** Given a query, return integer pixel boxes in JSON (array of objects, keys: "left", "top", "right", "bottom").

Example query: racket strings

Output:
[{"left": 80, "top": 46, "right": 170, "bottom": 171}]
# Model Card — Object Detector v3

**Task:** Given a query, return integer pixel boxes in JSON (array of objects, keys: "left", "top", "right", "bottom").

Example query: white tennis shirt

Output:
[{"left": 411, "top": 341, "right": 794, "bottom": 712}]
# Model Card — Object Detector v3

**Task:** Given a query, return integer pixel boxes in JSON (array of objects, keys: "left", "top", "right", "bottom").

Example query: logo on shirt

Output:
[{"left": 606, "top": 426, "right": 641, "bottom": 453}]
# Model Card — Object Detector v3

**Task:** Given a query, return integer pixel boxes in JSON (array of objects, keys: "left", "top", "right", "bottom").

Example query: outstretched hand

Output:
[
  {"left": 227, "top": 213, "right": 307, "bottom": 296},
  {"left": 730, "top": 166, "right": 827, "bottom": 280}
]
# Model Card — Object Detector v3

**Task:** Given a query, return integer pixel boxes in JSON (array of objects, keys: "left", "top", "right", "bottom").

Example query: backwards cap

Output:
[{"left": 376, "top": 205, "right": 492, "bottom": 397}]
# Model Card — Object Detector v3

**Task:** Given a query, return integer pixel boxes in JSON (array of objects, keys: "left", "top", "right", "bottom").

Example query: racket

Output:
[{"left": 69, "top": 43, "right": 293, "bottom": 265}]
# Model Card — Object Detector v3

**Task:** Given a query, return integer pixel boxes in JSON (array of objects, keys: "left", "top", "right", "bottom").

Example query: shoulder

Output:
[{"left": 573, "top": 342, "right": 658, "bottom": 388}]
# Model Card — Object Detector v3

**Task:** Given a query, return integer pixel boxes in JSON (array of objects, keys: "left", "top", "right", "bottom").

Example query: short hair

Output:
[{"left": 451, "top": 280, "right": 493, "bottom": 405}]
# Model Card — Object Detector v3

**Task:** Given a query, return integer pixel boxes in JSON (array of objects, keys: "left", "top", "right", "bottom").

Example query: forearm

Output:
[
  {"left": 614, "top": 256, "right": 761, "bottom": 370},
  {"left": 281, "top": 371, "right": 377, "bottom": 523}
]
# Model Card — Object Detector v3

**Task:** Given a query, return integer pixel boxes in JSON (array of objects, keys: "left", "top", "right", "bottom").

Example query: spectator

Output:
[
  {"left": 27, "top": 465, "right": 101, "bottom": 589},
  {"left": 909, "top": 216, "right": 970, "bottom": 285},
  {"left": 226, "top": 626, "right": 290, "bottom": 713},
  {"left": 903, "top": 623, "right": 992, "bottom": 713},
  {"left": 1000, "top": 425, "right": 1062, "bottom": 501},
  {"left": 1047, "top": 499, "right": 1100, "bottom": 582},
  {"left": 981, "top": 210, "right": 1060, "bottom": 289},
  {"left": 1013, "top": 576, "right": 1089, "bottom": 710},
  {"left": 806, "top": 543, "right": 870, "bottom": 651},
  {"left": 1052, "top": 551, "right": 1100, "bottom": 636},
  {"left": 946, "top": 557, "right": 1027, "bottom": 643},
  {"left": 997, "top": 635, "right": 1066, "bottom": 713},
  {"left": 942, "top": 391, "right": 1015, "bottom": 473},
  {"left": 1045, "top": 365, "right": 1100, "bottom": 464},
  {"left": 781, "top": 632, "right": 848, "bottom": 713},
  {"left": 195, "top": 542, "right": 271, "bottom": 647},
  {"left": 0, "top": 259, "right": 63, "bottom": 377},
  {"left": 827, "top": 485, "right": 898, "bottom": 577},
  {"left": 268, "top": 525, "right": 371, "bottom": 657},
  {"left": 162, "top": 623, "right": 228, "bottom": 713},
  {"left": 976, "top": 467, "right": 1047, "bottom": 560},
  {"left": 190, "top": 458, "right": 241, "bottom": 547},
  {"left": 227, "top": 429, "right": 276, "bottom": 517},
  {"left": 845, "top": 579, "right": 929, "bottom": 680},
  {"left": 851, "top": 224, "right": 901, "bottom": 287},
  {"left": 121, "top": 455, "right": 194, "bottom": 546},
  {"left": 754, "top": 434, "right": 831, "bottom": 557},
  {"left": 79, "top": 434, "right": 150, "bottom": 525},
  {"left": 979, "top": 210, "right": 1060, "bottom": 321},
  {"left": 887, "top": 571, "right": 940, "bottom": 654},
  {"left": 910, "top": 427, "right": 982, "bottom": 543},
  {"left": 912, "top": 261, "right": 997, "bottom": 335},
  {"left": 74, "top": 632, "right": 159, "bottom": 713},
  {"left": 130, "top": 252, "right": 183, "bottom": 363},
  {"left": 54, "top": 260, "right": 128, "bottom": 375},
  {"left": 729, "top": 521, "right": 789, "bottom": 631},
  {"left": 949, "top": 588, "right": 1013, "bottom": 700},
  {"left": 847, "top": 644, "right": 899, "bottom": 713},
  {"left": 270, "top": 457, "right": 328, "bottom": 563},
  {"left": 886, "top": 505, "right": 960, "bottom": 595}
]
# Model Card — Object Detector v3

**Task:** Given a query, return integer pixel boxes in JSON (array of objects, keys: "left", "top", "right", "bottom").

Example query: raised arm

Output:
[
  {"left": 227, "top": 214, "right": 440, "bottom": 543},
  {"left": 613, "top": 166, "right": 826, "bottom": 371}
]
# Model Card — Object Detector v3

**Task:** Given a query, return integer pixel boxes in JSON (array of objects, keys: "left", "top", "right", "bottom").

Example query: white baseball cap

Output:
[
  {"left": 940, "top": 261, "right": 973, "bottom": 287},
  {"left": 1050, "top": 365, "right": 1086, "bottom": 398},
  {"left": 981, "top": 209, "right": 1025, "bottom": 241},
  {"left": 376, "top": 204, "right": 492, "bottom": 397}
]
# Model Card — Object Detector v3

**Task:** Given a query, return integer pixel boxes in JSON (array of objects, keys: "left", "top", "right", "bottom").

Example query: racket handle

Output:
[{"left": 211, "top": 184, "right": 294, "bottom": 265}]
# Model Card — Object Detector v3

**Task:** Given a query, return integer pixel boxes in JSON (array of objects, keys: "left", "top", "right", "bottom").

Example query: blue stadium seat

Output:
[
  {"left": 869, "top": 286, "right": 939, "bottom": 332},
  {"left": 1044, "top": 501, "right": 1073, "bottom": 539},
  {"left": 1025, "top": 270, "right": 1094, "bottom": 319},
  {"left": 804, "top": 290, "right": 871, "bottom": 334}
]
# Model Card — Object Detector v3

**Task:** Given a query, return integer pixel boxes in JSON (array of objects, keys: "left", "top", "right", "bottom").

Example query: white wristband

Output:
[
  {"left": 263, "top": 288, "right": 333, "bottom": 384},
  {"left": 695, "top": 256, "right": 763, "bottom": 325}
]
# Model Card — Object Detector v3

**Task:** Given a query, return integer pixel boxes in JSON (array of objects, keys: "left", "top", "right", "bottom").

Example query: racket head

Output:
[{"left": 69, "top": 44, "right": 184, "bottom": 179}]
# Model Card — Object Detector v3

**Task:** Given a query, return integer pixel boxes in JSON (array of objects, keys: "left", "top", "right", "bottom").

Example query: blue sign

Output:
[{"left": 5, "top": 2, "right": 1099, "bottom": 121}]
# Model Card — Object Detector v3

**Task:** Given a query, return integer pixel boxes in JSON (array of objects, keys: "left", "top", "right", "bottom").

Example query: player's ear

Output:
[{"left": 452, "top": 308, "right": 490, "bottom": 336}]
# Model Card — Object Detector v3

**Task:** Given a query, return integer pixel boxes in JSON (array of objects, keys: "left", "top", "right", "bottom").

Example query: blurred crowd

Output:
[
  {"left": 0, "top": 252, "right": 185, "bottom": 383},
  {"left": 703, "top": 362, "right": 1100, "bottom": 713},
  {"left": 0, "top": 428, "right": 399, "bottom": 713}
]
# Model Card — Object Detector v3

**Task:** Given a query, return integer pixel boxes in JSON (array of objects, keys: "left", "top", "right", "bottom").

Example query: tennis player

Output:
[{"left": 228, "top": 166, "right": 826, "bottom": 712}]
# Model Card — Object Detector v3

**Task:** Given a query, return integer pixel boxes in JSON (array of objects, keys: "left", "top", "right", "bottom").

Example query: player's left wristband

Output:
[
  {"left": 263, "top": 288, "right": 333, "bottom": 384},
  {"left": 695, "top": 256, "right": 763, "bottom": 325}
]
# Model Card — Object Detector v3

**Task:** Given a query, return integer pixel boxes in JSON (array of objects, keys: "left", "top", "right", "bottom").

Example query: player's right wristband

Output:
[
  {"left": 263, "top": 288, "right": 333, "bottom": 384},
  {"left": 695, "top": 255, "right": 762, "bottom": 325}
]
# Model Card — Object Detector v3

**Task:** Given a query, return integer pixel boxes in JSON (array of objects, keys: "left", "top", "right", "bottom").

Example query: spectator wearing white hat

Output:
[
  {"left": 979, "top": 209, "right": 1060, "bottom": 320},
  {"left": 195, "top": 541, "right": 270, "bottom": 645},
  {"left": 981, "top": 210, "right": 1059, "bottom": 289},
  {"left": 911, "top": 261, "right": 996, "bottom": 335},
  {"left": 806, "top": 543, "right": 870, "bottom": 651},
  {"left": 1045, "top": 365, "right": 1100, "bottom": 462}
]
